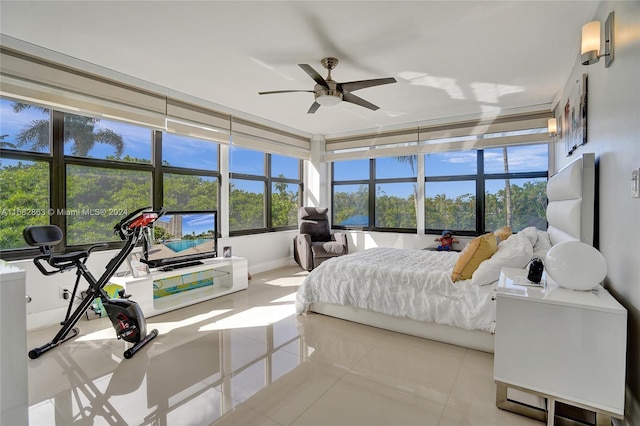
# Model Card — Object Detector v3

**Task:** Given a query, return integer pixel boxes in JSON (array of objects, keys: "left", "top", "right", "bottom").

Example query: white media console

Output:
[{"left": 110, "top": 256, "right": 248, "bottom": 318}]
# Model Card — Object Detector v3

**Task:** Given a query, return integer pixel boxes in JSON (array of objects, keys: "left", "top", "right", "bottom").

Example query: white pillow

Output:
[
  {"left": 471, "top": 235, "right": 534, "bottom": 286},
  {"left": 533, "top": 230, "right": 553, "bottom": 258},
  {"left": 517, "top": 226, "right": 539, "bottom": 246}
]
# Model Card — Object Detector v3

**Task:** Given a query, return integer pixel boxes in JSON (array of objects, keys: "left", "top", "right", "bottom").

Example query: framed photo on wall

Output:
[{"left": 563, "top": 73, "right": 588, "bottom": 156}]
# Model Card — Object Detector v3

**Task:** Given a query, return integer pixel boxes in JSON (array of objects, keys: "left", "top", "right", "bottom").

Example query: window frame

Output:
[
  {"left": 331, "top": 147, "right": 549, "bottom": 237},
  {"left": 424, "top": 149, "right": 548, "bottom": 236},
  {"left": 0, "top": 99, "right": 224, "bottom": 260},
  {"left": 331, "top": 157, "right": 418, "bottom": 233},
  {"left": 156, "top": 131, "right": 221, "bottom": 217},
  {"left": 229, "top": 150, "right": 303, "bottom": 236}
]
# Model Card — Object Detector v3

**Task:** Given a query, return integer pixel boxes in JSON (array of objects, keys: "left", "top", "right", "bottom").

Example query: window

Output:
[
  {"left": 425, "top": 152, "right": 477, "bottom": 233},
  {"left": 63, "top": 112, "right": 154, "bottom": 245},
  {"left": 424, "top": 144, "right": 548, "bottom": 235},
  {"left": 332, "top": 156, "right": 418, "bottom": 230},
  {"left": 270, "top": 154, "right": 301, "bottom": 228},
  {"left": 229, "top": 147, "right": 266, "bottom": 233},
  {"left": 66, "top": 164, "right": 152, "bottom": 245},
  {"left": 161, "top": 133, "right": 219, "bottom": 212},
  {"left": 229, "top": 148, "right": 301, "bottom": 234},
  {"left": 0, "top": 99, "right": 51, "bottom": 153},
  {"left": 331, "top": 145, "right": 548, "bottom": 236},
  {"left": 0, "top": 159, "right": 50, "bottom": 250},
  {"left": 0, "top": 98, "right": 160, "bottom": 254},
  {"left": 483, "top": 145, "right": 548, "bottom": 232},
  {"left": 63, "top": 114, "right": 152, "bottom": 162},
  {"left": 425, "top": 180, "right": 476, "bottom": 231},
  {"left": 0, "top": 98, "right": 52, "bottom": 251}
]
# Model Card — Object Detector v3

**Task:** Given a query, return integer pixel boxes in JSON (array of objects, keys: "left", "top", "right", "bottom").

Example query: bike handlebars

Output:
[{"left": 113, "top": 207, "right": 166, "bottom": 241}]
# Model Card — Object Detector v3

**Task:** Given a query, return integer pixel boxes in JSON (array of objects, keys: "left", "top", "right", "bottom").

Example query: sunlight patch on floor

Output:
[
  {"left": 270, "top": 292, "right": 297, "bottom": 303},
  {"left": 199, "top": 305, "right": 295, "bottom": 331}
]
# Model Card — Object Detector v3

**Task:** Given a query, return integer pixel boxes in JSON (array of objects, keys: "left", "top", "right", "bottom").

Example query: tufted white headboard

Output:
[{"left": 546, "top": 153, "right": 596, "bottom": 246}]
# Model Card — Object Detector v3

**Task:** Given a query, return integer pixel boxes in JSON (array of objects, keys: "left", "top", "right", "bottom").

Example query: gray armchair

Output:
[{"left": 293, "top": 207, "right": 348, "bottom": 271}]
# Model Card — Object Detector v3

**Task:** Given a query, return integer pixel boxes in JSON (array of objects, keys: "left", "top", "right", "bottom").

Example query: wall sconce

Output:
[
  {"left": 548, "top": 118, "right": 558, "bottom": 137},
  {"left": 581, "top": 12, "right": 614, "bottom": 67}
]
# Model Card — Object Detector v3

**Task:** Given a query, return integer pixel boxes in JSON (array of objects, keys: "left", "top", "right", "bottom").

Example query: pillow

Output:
[
  {"left": 494, "top": 226, "right": 512, "bottom": 242},
  {"left": 533, "top": 230, "right": 553, "bottom": 258},
  {"left": 471, "top": 235, "right": 534, "bottom": 286},
  {"left": 451, "top": 233, "right": 498, "bottom": 282},
  {"left": 517, "top": 226, "right": 539, "bottom": 246}
]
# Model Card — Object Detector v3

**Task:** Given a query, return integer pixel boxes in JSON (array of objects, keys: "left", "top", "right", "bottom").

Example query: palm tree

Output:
[
  {"left": 502, "top": 147, "right": 512, "bottom": 228},
  {"left": 0, "top": 134, "right": 16, "bottom": 149},
  {"left": 12, "top": 103, "right": 124, "bottom": 157}
]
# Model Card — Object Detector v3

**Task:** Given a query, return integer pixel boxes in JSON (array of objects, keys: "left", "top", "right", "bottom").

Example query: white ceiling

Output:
[{"left": 0, "top": 1, "right": 599, "bottom": 137}]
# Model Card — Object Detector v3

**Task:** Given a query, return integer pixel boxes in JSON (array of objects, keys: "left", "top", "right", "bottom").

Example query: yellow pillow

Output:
[
  {"left": 494, "top": 226, "right": 512, "bottom": 242},
  {"left": 451, "top": 233, "right": 498, "bottom": 282}
]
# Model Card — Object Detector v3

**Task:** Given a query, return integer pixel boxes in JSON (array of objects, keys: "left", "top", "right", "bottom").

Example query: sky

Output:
[{"left": 156, "top": 212, "right": 216, "bottom": 236}]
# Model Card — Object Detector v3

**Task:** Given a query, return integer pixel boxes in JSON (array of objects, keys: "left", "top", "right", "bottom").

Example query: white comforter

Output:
[{"left": 295, "top": 247, "right": 497, "bottom": 332}]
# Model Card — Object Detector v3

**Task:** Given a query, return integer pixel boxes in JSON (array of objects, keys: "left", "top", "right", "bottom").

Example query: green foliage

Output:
[
  {"left": 163, "top": 174, "right": 218, "bottom": 211},
  {"left": 66, "top": 164, "right": 152, "bottom": 244},
  {"left": 375, "top": 185, "right": 417, "bottom": 228},
  {"left": 0, "top": 161, "right": 50, "bottom": 249},
  {"left": 485, "top": 180, "right": 547, "bottom": 231},
  {"left": 426, "top": 193, "right": 476, "bottom": 230},
  {"left": 271, "top": 183, "right": 298, "bottom": 227},
  {"left": 334, "top": 185, "right": 368, "bottom": 225},
  {"left": 332, "top": 180, "right": 546, "bottom": 232},
  {"left": 229, "top": 184, "right": 264, "bottom": 231}
]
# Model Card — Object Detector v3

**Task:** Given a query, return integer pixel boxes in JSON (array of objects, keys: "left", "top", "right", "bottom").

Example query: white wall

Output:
[{"left": 553, "top": 1, "right": 640, "bottom": 423}]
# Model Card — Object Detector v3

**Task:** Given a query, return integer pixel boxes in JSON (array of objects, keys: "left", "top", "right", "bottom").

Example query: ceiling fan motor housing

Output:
[{"left": 314, "top": 80, "right": 343, "bottom": 104}]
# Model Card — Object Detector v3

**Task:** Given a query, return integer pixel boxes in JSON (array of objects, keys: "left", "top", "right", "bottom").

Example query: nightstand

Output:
[{"left": 493, "top": 267, "right": 627, "bottom": 426}]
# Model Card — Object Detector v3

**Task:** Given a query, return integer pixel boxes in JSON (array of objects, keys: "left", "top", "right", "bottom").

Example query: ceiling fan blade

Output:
[
  {"left": 307, "top": 102, "right": 321, "bottom": 114},
  {"left": 299, "top": 64, "right": 329, "bottom": 89},
  {"left": 342, "top": 93, "right": 379, "bottom": 111},
  {"left": 339, "top": 77, "right": 397, "bottom": 93},
  {"left": 259, "top": 90, "right": 314, "bottom": 95}
]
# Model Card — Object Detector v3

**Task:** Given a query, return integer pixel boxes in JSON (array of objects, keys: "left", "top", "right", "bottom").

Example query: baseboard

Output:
[
  {"left": 26, "top": 306, "right": 69, "bottom": 331},
  {"left": 248, "top": 257, "right": 297, "bottom": 275}
]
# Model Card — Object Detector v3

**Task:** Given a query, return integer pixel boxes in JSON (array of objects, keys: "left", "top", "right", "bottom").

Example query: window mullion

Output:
[
  {"left": 51, "top": 110, "right": 66, "bottom": 248},
  {"left": 153, "top": 130, "right": 163, "bottom": 210},
  {"left": 477, "top": 150, "right": 485, "bottom": 234},
  {"left": 369, "top": 158, "right": 375, "bottom": 229}
]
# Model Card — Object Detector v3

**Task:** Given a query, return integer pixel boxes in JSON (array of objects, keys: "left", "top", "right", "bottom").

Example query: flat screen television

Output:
[{"left": 142, "top": 210, "right": 218, "bottom": 270}]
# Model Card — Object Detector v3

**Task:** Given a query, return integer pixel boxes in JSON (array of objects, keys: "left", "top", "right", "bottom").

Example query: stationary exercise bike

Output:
[{"left": 23, "top": 207, "right": 163, "bottom": 360}]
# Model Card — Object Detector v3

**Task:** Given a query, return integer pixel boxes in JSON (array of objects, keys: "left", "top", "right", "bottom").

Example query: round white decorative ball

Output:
[{"left": 545, "top": 241, "right": 607, "bottom": 290}]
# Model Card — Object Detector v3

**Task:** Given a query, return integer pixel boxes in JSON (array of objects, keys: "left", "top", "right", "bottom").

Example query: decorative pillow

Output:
[
  {"left": 451, "top": 233, "right": 498, "bottom": 282},
  {"left": 533, "top": 230, "right": 553, "bottom": 258},
  {"left": 471, "top": 235, "right": 534, "bottom": 286},
  {"left": 494, "top": 226, "right": 512, "bottom": 242},
  {"left": 517, "top": 226, "right": 539, "bottom": 246}
]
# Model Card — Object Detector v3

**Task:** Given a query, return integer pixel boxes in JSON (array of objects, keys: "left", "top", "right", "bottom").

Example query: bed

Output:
[{"left": 295, "top": 153, "right": 596, "bottom": 353}]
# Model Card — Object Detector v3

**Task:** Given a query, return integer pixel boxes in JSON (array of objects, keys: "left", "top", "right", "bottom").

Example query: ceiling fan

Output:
[{"left": 258, "top": 57, "right": 397, "bottom": 114}]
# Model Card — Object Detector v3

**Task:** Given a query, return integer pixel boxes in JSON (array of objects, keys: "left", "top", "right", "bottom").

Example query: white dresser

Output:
[
  {"left": 1, "top": 261, "right": 28, "bottom": 425},
  {"left": 494, "top": 267, "right": 627, "bottom": 425}
]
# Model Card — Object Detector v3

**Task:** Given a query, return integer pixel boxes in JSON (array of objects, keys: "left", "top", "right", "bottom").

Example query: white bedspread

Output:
[{"left": 295, "top": 247, "right": 497, "bottom": 332}]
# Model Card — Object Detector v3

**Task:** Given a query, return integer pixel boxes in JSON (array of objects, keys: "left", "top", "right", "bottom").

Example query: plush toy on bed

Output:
[{"left": 435, "top": 230, "right": 459, "bottom": 251}]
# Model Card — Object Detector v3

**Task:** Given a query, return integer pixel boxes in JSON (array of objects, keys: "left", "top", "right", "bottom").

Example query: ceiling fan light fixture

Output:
[{"left": 315, "top": 90, "right": 342, "bottom": 107}]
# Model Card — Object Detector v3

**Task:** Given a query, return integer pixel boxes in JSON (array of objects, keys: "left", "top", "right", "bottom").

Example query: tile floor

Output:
[{"left": 25, "top": 265, "right": 541, "bottom": 426}]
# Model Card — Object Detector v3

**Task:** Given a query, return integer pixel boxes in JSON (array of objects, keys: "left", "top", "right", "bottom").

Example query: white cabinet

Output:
[
  {"left": 110, "top": 257, "right": 248, "bottom": 317},
  {"left": 494, "top": 267, "right": 627, "bottom": 425},
  {"left": 1, "top": 261, "right": 28, "bottom": 425}
]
